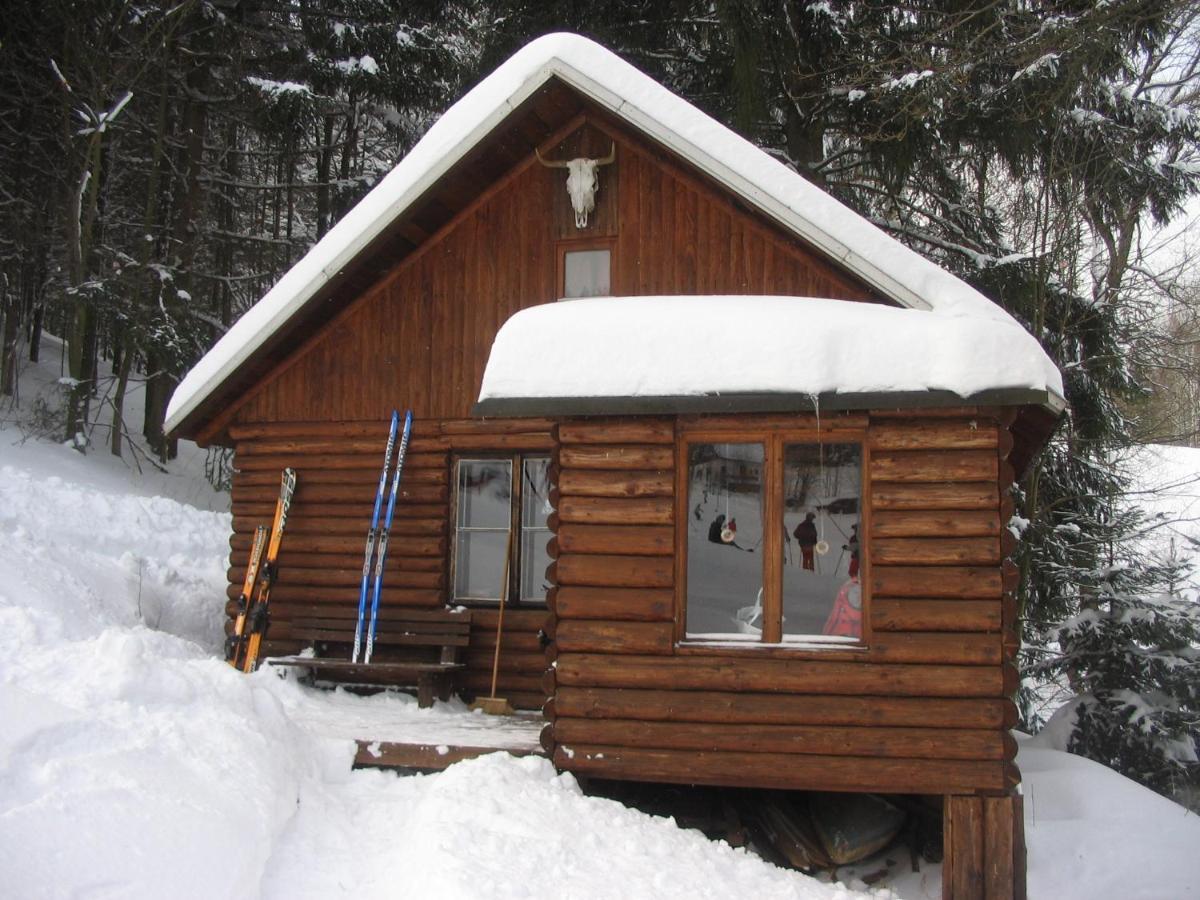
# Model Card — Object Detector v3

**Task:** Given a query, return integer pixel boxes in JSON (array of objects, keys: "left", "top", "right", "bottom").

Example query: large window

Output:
[
  {"left": 684, "top": 436, "right": 863, "bottom": 645},
  {"left": 453, "top": 456, "right": 552, "bottom": 604}
]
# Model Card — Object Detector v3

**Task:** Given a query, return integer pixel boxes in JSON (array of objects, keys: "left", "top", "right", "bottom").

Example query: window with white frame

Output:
[{"left": 453, "top": 455, "right": 552, "bottom": 604}]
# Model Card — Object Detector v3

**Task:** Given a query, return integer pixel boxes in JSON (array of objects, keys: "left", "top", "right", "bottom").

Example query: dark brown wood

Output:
[
  {"left": 871, "top": 450, "right": 999, "bottom": 483},
  {"left": 872, "top": 599, "right": 1001, "bottom": 632},
  {"left": 872, "top": 566, "right": 1002, "bottom": 599},
  {"left": 553, "top": 554, "right": 674, "bottom": 588},
  {"left": 354, "top": 741, "right": 544, "bottom": 770},
  {"left": 868, "top": 633, "right": 1002, "bottom": 666},
  {"left": 557, "top": 496, "right": 674, "bottom": 525},
  {"left": 872, "top": 482, "right": 999, "bottom": 511},
  {"left": 554, "top": 745, "right": 1010, "bottom": 794},
  {"left": 555, "top": 653, "right": 1008, "bottom": 697},
  {"left": 555, "top": 620, "right": 674, "bottom": 655},
  {"left": 553, "top": 586, "right": 675, "bottom": 621},
  {"left": 558, "top": 420, "right": 674, "bottom": 444},
  {"left": 945, "top": 795, "right": 985, "bottom": 900},
  {"left": 559, "top": 445, "right": 675, "bottom": 470},
  {"left": 556, "top": 469, "right": 673, "bottom": 498},
  {"left": 556, "top": 524, "right": 673, "bottom": 556},
  {"left": 555, "top": 686, "right": 1017, "bottom": 729},
  {"left": 871, "top": 510, "right": 1001, "bottom": 538},
  {"left": 872, "top": 537, "right": 1000, "bottom": 567},
  {"left": 870, "top": 420, "right": 1000, "bottom": 451},
  {"left": 554, "top": 718, "right": 1011, "bottom": 760}
]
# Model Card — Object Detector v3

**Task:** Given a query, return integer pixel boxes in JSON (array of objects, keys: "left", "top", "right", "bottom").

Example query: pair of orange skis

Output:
[{"left": 227, "top": 468, "right": 297, "bottom": 672}]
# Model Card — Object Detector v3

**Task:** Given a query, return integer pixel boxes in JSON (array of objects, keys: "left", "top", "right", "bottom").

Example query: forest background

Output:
[{"left": 1, "top": 0, "right": 1197, "bottom": 808}]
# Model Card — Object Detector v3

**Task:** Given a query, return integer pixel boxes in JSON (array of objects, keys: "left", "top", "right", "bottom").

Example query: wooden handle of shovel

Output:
[{"left": 488, "top": 527, "right": 515, "bottom": 700}]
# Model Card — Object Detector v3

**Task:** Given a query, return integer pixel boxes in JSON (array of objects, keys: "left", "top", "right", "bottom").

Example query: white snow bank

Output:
[
  {"left": 478, "top": 295, "right": 1063, "bottom": 405},
  {"left": 167, "top": 32, "right": 1030, "bottom": 435},
  {"left": 0, "top": 432, "right": 876, "bottom": 899},
  {"left": 1019, "top": 738, "right": 1200, "bottom": 899}
]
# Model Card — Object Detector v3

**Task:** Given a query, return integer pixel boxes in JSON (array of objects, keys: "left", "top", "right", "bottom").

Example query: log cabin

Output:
[{"left": 166, "top": 33, "right": 1064, "bottom": 899}]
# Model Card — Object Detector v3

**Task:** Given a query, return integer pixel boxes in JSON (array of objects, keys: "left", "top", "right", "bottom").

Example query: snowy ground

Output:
[{"left": 2, "top": 349, "right": 1199, "bottom": 897}]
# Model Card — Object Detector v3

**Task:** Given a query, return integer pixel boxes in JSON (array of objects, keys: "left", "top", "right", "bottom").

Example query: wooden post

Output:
[{"left": 943, "top": 793, "right": 1026, "bottom": 900}]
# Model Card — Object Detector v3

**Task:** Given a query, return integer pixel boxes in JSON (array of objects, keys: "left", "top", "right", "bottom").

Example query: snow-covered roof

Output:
[
  {"left": 166, "top": 32, "right": 1059, "bottom": 435},
  {"left": 475, "top": 296, "right": 1065, "bottom": 416}
]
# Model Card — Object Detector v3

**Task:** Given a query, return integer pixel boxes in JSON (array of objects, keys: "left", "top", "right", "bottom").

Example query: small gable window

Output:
[{"left": 561, "top": 247, "right": 611, "bottom": 299}]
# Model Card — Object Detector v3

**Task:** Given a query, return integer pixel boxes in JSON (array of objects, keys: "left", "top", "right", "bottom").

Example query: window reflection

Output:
[
  {"left": 686, "top": 442, "right": 764, "bottom": 639},
  {"left": 520, "top": 457, "right": 552, "bottom": 602},
  {"left": 782, "top": 443, "right": 862, "bottom": 640},
  {"left": 455, "top": 460, "right": 512, "bottom": 601}
]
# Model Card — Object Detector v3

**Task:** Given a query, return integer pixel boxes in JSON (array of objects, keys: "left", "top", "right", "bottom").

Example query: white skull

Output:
[{"left": 565, "top": 158, "right": 601, "bottom": 228}]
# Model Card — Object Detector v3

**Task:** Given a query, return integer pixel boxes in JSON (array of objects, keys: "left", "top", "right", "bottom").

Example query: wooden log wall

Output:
[
  {"left": 543, "top": 411, "right": 1023, "bottom": 797},
  {"left": 224, "top": 417, "right": 554, "bottom": 708}
]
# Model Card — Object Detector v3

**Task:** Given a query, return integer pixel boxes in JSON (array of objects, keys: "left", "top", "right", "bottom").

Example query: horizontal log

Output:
[
  {"left": 465, "top": 650, "right": 546, "bottom": 675},
  {"left": 557, "top": 496, "right": 674, "bottom": 525},
  {"left": 869, "top": 420, "right": 999, "bottom": 451},
  {"left": 234, "top": 451, "right": 446, "bottom": 472},
  {"left": 229, "top": 417, "right": 556, "bottom": 439},
  {"left": 233, "top": 466, "right": 446, "bottom": 487},
  {"left": 555, "top": 524, "right": 674, "bottom": 557},
  {"left": 868, "top": 633, "right": 1002, "bottom": 666},
  {"left": 872, "top": 599, "right": 1001, "bottom": 632},
  {"left": 233, "top": 517, "right": 444, "bottom": 539},
  {"left": 552, "top": 586, "right": 675, "bottom": 622},
  {"left": 871, "top": 450, "right": 999, "bottom": 483},
  {"left": 553, "top": 745, "right": 1014, "bottom": 794},
  {"left": 443, "top": 432, "right": 556, "bottom": 451},
  {"left": 229, "top": 550, "right": 443, "bottom": 573},
  {"left": 559, "top": 445, "right": 675, "bottom": 470},
  {"left": 555, "top": 621, "right": 675, "bottom": 655},
  {"left": 553, "top": 718, "right": 1015, "bottom": 760},
  {"left": 468, "top": 607, "right": 547, "bottom": 629},
  {"left": 235, "top": 482, "right": 447, "bottom": 505},
  {"left": 231, "top": 502, "right": 446, "bottom": 522},
  {"left": 871, "top": 537, "right": 1000, "bottom": 567},
  {"left": 558, "top": 420, "right": 675, "bottom": 445},
  {"left": 223, "top": 579, "right": 439, "bottom": 606},
  {"left": 552, "top": 554, "right": 674, "bottom": 589},
  {"left": 459, "top": 670, "right": 546, "bottom": 694},
  {"left": 871, "top": 510, "right": 1000, "bottom": 539},
  {"left": 554, "top": 686, "right": 1017, "bottom": 729},
  {"left": 441, "top": 417, "right": 557, "bottom": 434},
  {"left": 868, "top": 406, "right": 998, "bottom": 420},
  {"left": 231, "top": 533, "right": 445, "bottom": 558},
  {"left": 225, "top": 565, "right": 443, "bottom": 592},
  {"left": 555, "top": 653, "right": 1007, "bottom": 697},
  {"left": 556, "top": 469, "right": 674, "bottom": 498},
  {"left": 872, "top": 566, "right": 1002, "bottom": 599},
  {"left": 354, "top": 742, "right": 546, "bottom": 770},
  {"left": 871, "top": 482, "right": 998, "bottom": 511},
  {"left": 236, "top": 437, "right": 450, "bottom": 457},
  {"left": 467, "top": 629, "right": 545, "bottom": 655}
]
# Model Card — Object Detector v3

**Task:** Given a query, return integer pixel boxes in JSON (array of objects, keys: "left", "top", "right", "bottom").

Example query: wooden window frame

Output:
[
  {"left": 674, "top": 425, "right": 871, "bottom": 653},
  {"left": 556, "top": 236, "right": 618, "bottom": 300},
  {"left": 450, "top": 452, "right": 552, "bottom": 607}
]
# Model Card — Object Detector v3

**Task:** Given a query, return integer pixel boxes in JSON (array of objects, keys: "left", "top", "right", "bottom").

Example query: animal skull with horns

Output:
[{"left": 536, "top": 143, "right": 616, "bottom": 228}]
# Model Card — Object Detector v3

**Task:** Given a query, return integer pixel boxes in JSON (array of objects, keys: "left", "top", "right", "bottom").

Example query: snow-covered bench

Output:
[{"left": 267, "top": 607, "right": 472, "bottom": 708}]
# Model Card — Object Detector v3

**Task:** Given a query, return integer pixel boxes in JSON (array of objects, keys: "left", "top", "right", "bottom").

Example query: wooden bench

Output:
[{"left": 267, "top": 607, "right": 472, "bottom": 708}]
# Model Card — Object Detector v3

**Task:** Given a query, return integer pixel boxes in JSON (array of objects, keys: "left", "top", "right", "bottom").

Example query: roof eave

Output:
[{"left": 472, "top": 386, "right": 1068, "bottom": 419}]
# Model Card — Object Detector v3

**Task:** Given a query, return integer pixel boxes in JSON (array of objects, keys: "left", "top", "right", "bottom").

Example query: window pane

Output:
[
  {"left": 455, "top": 531, "right": 509, "bottom": 600},
  {"left": 457, "top": 460, "right": 512, "bottom": 528},
  {"left": 782, "top": 442, "right": 862, "bottom": 641},
  {"left": 563, "top": 249, "right": 611, "bottom": 298},
  {"left": 520, "top": 457, "right": 552, "bottom": 602},
  {"left": 686, "top": 443, "right": 764, "bottom": 639}
]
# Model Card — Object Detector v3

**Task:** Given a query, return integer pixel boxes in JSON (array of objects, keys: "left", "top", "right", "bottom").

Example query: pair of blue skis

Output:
[{"left": 352, "top": 409, "right": 413, "bottom": 664}]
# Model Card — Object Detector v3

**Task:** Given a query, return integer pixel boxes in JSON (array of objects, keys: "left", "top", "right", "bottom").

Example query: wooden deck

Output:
[{"left": 354, "top": 739, "right": 545, "bottom": 770}]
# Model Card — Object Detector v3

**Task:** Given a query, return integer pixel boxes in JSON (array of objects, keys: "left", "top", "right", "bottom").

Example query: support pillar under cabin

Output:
[{"left": 943, "top": 793, "right": 1026, "bottom": 900}]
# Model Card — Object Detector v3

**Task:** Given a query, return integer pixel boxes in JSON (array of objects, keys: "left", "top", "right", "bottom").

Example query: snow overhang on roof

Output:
[
  {"left": 166, "top": 32, "right": 1060, "bottom": 437},
  {"left": 473, "top": 296, "right": 1067, "bottom": 417}
]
